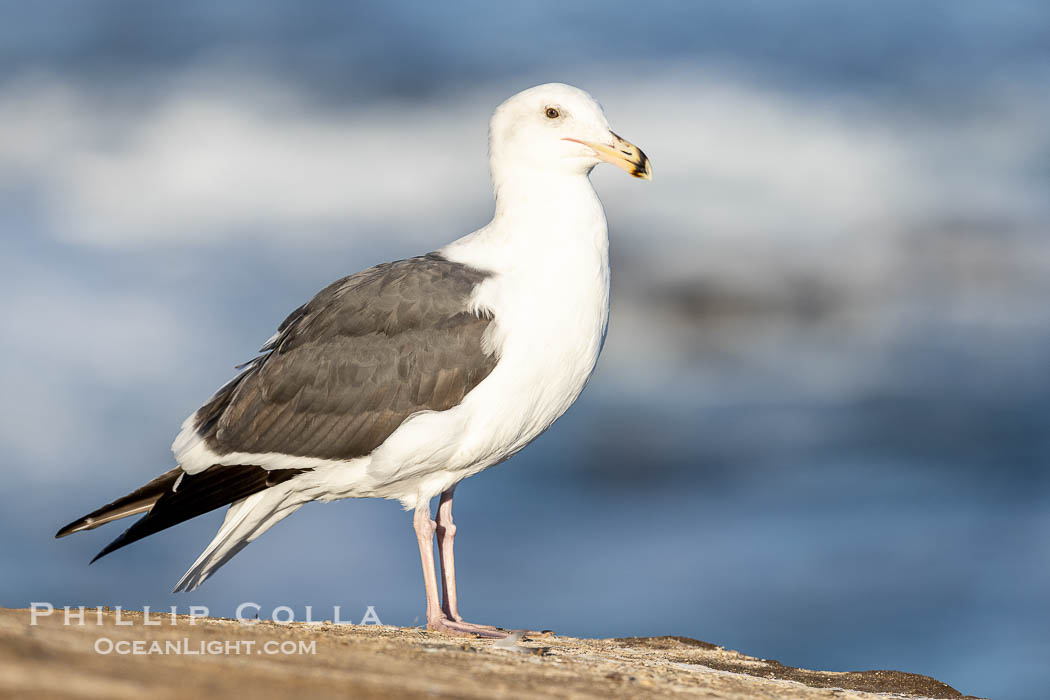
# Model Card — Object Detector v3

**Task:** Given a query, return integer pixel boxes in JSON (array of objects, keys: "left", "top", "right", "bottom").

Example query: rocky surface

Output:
[{"left": 0, "top": 607, "right": 977, "bottom": 699}]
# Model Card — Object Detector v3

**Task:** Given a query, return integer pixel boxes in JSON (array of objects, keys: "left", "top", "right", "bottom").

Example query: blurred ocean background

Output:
[{"left": 2, "top": 2, "right": 1048, "bottom": 698}]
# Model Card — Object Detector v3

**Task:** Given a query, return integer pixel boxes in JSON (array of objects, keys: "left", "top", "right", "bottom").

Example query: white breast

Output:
[
  {"left": 456, "top": 229, "right": 610, "bottom": 463},
  {"left": 362, "top": 172, "right": 612, "bottom": 507}
]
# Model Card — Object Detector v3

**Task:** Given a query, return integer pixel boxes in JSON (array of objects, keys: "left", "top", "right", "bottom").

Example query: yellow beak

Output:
[{"left": 564, "top": 132, "right": 652, "bottom": 180}]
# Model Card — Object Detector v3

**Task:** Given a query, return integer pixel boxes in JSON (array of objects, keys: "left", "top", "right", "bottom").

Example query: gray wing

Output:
[{"left": 190, "top": 253, "right": 497, "bottom": 461}]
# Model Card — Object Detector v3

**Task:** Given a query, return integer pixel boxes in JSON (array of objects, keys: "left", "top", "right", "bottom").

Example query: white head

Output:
[{"left": 488, "top": 83, "right": 651, "bottom": 183}]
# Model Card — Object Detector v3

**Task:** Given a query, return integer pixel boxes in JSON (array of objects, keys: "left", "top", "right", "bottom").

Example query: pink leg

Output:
[
  {"left": 435, "top": 489, "right": 502, "bottom": 632},
  {"left": 412, "top": 502, "right": 443, "bottom": 628},
  {"left": 436, "top": 488, "right": 463, "bottom": 621},
  {"left": 413, "top": 498, "right": 505, "bottom": 638}
]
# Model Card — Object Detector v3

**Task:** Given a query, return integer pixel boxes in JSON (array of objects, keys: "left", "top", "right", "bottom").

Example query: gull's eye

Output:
[{"left": 545, "top": 107, "right": 560, "bottom": 119}]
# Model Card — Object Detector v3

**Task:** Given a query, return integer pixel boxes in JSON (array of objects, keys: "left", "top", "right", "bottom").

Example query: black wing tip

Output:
[
  {"left": 55, "top": 524, "right": 76, "bottom": 539},
  {"left": 54, "top": 466, "right": 184, "bottom": 540},
  {"left": 90, "top": 531, "right": 130, "bottom": 564},
  {"left": 68, "top": 465, "right": 309, "bottom": 567},
  {"left": 56, "top": 517, "right": 91, "bottom": 539}
]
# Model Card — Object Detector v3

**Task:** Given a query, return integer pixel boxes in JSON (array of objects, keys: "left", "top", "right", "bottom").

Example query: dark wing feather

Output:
[
  {"left": 90, "top": 465, "right": 306, "bottom": 562},
  {"left": 193, "top": 253, "right": 497, "bottom": 461},
  {"left": 59, "top": 253, "right": 496, "bottom": 563},
  {"left": 55, "top": 467, "right": 183, "bottom": 538}
]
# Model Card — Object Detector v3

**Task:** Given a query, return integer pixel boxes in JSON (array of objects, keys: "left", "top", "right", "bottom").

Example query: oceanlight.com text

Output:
[{"left": 94, "top": 638, "right": 317, "bottom": 655}]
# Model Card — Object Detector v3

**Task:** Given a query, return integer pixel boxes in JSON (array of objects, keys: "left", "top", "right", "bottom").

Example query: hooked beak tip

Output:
[{"left": 564, "top": 134, "right": 652, "bottom": 181}]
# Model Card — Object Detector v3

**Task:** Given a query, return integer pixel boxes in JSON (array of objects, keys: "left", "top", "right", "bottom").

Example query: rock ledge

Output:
[{"left": 0, "top": 608, "right": 976, "bottom": 699}]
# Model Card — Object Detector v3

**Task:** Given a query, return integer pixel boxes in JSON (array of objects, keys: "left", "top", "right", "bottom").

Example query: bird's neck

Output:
[
  {"left": 440, "top": 170, "right": 609, "bottom": 276},
  {"left": 497, "top": 170, "right": 606, "bottom": 248},
  {"left": 491, "top": 169, "right": 603, "bottom": 228}
]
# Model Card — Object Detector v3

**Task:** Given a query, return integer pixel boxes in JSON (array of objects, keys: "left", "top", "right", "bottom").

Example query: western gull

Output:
[{"left": 56, "top": 83, "right": 651, "bottom": 637}]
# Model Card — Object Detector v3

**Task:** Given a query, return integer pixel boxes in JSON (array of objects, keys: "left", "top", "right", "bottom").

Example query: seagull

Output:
[{"left": 56, "top": 83, "right": 651, "bottom": 637}]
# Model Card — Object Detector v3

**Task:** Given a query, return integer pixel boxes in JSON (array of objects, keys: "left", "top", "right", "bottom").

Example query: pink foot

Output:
[
  {"left": 427, "top": 616, "right": 511, "bottom": 638},
  {"left": 427, "top": 617, "right": 552, "bottom": 639}
]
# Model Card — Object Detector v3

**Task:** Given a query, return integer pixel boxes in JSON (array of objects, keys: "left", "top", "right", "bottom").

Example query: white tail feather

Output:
[{"left": 172, "top": 484, "right": 305, "bottom": 592}]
